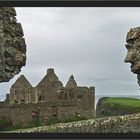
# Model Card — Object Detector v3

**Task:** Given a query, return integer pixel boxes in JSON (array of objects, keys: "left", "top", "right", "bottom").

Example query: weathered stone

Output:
[
  {"left": 10, "top": 75, "right": 33, "bottom": 104},
  {"left": 2, "top": 7, "right": 16, "bottom": 16},
  {"left": 36, "top": 68, "right": 64, "bottom": 103},
  {"left": 0, "top": 7, "right": 26, "bottom": 82},
  {"left": 124, "top": 27, "right": 140, "bottom": 86}
]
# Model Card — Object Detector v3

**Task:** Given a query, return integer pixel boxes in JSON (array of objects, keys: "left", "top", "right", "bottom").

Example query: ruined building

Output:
[
  {"left": 1, "top": 68, "right": 95, "bottom": 126},
  {"left": 9, "top": 75, "right": 33, "bottom": 104},
  {"left": 0, "top": 7, "right": 26, "bottom": 82}
]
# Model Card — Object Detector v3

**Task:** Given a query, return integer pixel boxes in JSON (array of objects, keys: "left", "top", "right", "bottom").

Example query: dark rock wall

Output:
[{"left": 0, "top": 7, "right": 26, "bottom": 82}]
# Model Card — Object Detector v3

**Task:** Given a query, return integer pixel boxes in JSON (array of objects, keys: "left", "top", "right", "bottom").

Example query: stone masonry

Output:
[
  {"left": 9, "top": 75, "right": 33, "bottom": 104},
  {"left": 0, "top": 7, "right": 26, "bottom": 82},
  {"left": 1, "top": 68, "right": 95, "bottom": 126}
]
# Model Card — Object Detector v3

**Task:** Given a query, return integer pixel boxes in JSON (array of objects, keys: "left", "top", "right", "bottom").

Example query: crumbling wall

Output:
[
  {"left": 0, "top": 7, "right": 26, "bottom": 82},
  {"left": 0, "top": 103, "right": 35, "bottom": 127},
  {"left": 0, "top": 101, "right": 82, "bottom": 127},
  {"left": 36, "top": 68, "right": 63, "bottom": 102},
  {"left": 77, "top": 87, "right": 95, "bottom": 119}
]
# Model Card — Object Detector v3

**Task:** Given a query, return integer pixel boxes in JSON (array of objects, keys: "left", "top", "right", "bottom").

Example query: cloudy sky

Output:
[{"left": 0, "top": 7, "right": 140, "bottom": 100}]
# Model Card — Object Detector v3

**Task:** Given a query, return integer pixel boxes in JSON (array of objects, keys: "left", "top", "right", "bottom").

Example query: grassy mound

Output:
[
  {"left": 104, "top": 97, "right": 140, "bottom": 107},
  {"left": 96, "top": 97, "right": 140, "bottom": 118}
]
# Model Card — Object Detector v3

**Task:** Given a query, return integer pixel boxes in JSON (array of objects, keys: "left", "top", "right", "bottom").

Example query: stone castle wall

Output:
[
  {"left": 0, "top": 101, "right": 83, "bottom": 127},
  {"left": 77, "top": 87, "right": 95, "bottom": 118},
  {"left": 0, "top": 103, "right": 34, "bottom": 127}
]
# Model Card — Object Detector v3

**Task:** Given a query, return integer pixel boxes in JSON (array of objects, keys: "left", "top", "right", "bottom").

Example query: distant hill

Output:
[{"left": 96, "top": 97, "right": 140, "bottom": 118}]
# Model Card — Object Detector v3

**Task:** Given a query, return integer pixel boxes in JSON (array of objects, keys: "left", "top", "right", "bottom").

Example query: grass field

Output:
[{"left": 104, "top": 97, "right": 140, "bottom": 107}]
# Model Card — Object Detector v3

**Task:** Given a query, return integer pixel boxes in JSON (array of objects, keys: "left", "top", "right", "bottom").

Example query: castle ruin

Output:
[{"left": 0, "top": 68, "right": 95, "bottom": 127}]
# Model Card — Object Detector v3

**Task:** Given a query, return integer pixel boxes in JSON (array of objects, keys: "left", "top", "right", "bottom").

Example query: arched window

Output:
[
  {"left": 14, "top": 90, "right": 17, "bottom": 94},
  {"left": 39, "top": 95, "right": 42, "bottom": 101},
  {"left": 58, "top": 89, "right": 66, "bottom": 100},
  {"left": 63, "top": 92, "right": 68, "bottom": 100},
  {"left": 77, "top": 94, "right": 82, "bottom": 99},
  {"left": 27, "top": 93, "right": 31, "bottom": 102},
  {"left": 69, "top": 90, "right": 74, "bottom": 99},
  {"left": 51, "top": 106, "right": 57, "bottom": 118}
]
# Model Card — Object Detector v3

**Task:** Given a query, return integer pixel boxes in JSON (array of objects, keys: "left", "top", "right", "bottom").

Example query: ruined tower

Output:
[
  {"left": 36, "top": 68, "right": 63, "bottom": 102},
  {"left": 65, "top": 75, "right": 78, "bottom": 100}
]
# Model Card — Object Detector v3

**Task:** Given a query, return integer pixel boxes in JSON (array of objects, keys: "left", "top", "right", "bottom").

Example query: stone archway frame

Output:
[{"left": 0, "top": 7, "right": 26, "bottom": 82}]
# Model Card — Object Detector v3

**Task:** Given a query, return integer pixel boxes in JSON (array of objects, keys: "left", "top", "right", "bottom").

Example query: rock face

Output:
[
  {"left": 124, "top": 27, "right": 140, "bottom": 87},
  {"left": 0, "top": 7, "right": 26, "bottom": 82}
]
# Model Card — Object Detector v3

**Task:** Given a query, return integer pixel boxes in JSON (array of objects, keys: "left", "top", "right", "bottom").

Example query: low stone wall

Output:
[{"left": 8, "top": 113, "right": 140, "bottom": 133}]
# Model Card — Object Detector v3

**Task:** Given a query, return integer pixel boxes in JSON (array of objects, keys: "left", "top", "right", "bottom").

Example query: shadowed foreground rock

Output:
[
  {"left": 124, "top": 27, "right": 140, "bottom": 87},
  {"left": 0, "top": 7, "right": 26, "bottom": 82}
]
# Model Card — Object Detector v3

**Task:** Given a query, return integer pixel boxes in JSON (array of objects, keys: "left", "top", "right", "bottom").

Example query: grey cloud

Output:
[{"left": 1, "top": 7, "right": 140, "bottom": 100}]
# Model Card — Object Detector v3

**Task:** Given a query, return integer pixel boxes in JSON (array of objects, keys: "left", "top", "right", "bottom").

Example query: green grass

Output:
[
  {"left": 0, "top": 115, "right": 87, "bottom": 132},
  {"left": 26, "top": 118, "right": 40, "bottom": 128},
  {"left": 0, "top": 117, "right": 41, "bottom": 132},
  {"left": 104, "top": 97, "right": 140, "bottom": 108},
  {"left": 46, "top": 117, "right": 61, "bottom": 125},
  {"left": 45, "top": 116, "right": 87, "bottom": 126},
  {"left": 0, "top": 125, "right": 21, "bottom": 131}
]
